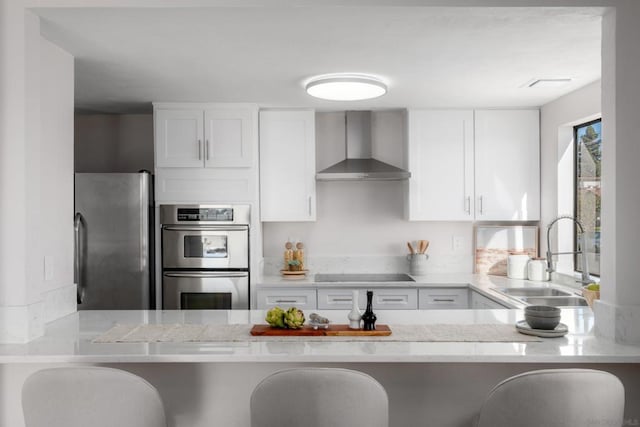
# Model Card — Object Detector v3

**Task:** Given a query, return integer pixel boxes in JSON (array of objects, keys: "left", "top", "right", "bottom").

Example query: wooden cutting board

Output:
[{"left": 250, "top": 324, "right": 392, "bottom": 337}]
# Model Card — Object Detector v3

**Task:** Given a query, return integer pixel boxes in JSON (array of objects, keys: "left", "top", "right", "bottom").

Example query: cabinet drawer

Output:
[
  {"left": 256, "top": 289, "right": 316, "bottom": 310},
  {"left": 419, "top": 288, "right": 469, "bottom": 309},
  {"left": 317, "top": 288, "right": 418, "bottom": 310}
]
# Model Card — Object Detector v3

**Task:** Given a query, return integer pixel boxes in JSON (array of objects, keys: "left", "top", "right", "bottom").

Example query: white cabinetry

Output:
[
  {"left": 155, "top": 106, "right": 253, "bottom": 168},
  {"left": 155, "top": 109, "right": 205, "bottom": 168},
  {"left": 470, "top": 290, "right": 508, "bottom": 309},
  {"left": 418, "top": 288, "right": 469, "bottom": 309},
  {"left": 407, "top": 110, "right": 474, "bottom": 220},
  {"left": 406, "top": 109, "right": 539, "bottom": 221},
  {"left": 260, "top": 110, "right": 316, "bottom": 221},
  {"left": 204, "top": 108, "right": 254, "bottom": 168},
  {"left": 153, "top": 103, "right": 258, "bottom": 203},
  {"left": 474, "top": 110, "right": 540, "bottom": 221},
  {"left": 256, "top": 288, "right": 317, "bottom": 310},
  {"left": 317, "top": 288, "right": 418, "bottom": 310}
]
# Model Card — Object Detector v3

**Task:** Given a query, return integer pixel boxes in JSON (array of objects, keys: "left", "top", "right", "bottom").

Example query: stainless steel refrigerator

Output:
[{"left": 74, "top": 172, "right": 155, "bottom": 309}]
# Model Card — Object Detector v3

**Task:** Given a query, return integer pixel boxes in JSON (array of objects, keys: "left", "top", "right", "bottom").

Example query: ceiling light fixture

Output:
[{"left": 305, "top": 74, "right": 387, "bottom": 101}]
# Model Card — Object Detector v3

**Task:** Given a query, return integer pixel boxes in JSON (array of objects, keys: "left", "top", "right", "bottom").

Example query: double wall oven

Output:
[{"left": 161, "top": 205, "right": 250, "bottom": 309}]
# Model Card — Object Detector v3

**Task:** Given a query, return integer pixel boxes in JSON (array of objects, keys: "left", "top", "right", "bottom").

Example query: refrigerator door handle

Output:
[{"left": 74, "top": 212, "right": 86, "bottom": 304}]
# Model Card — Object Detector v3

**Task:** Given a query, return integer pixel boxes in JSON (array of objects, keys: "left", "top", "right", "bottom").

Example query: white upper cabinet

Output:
[
  {"left": 155, "top": 109, "right": 204, "bottom": 168},
  {"left": 474, "top": 110, "right": 540, "bottom": 221},
  {"left": 260, "top": 110, "right": 316, "bottom": 221},
  {"left": 204, "top": 108, "right": 253, "bottom": 168},
  {"left": 407, "top": 110, "right": 475, "bottom": 221},
  {"left": 155, "top": 105, "right": 254, "bottom": 168},
  {"left": 406, "top": 108, "right": 539, "bottom": 221}
]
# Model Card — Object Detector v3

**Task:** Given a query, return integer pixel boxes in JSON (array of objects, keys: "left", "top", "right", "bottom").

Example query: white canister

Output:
[
  {"left": 527, "top": 258, "right": 550, "bottom": 281},
  {"left": 407, "top": 253, "right": 429, "bottom": 276},
  {"left": 507, "top": 254, "right": 530, "bottom": 279}
]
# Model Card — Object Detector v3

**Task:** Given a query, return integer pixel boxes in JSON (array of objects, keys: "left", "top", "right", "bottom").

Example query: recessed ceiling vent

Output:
[{"left": 528, "top": 78, "right": 572, "bottom": 88}]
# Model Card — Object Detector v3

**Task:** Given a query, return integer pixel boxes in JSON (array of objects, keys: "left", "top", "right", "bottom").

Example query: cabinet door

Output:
[
  {"left": 474, "top": 110, "right": 540, "bottom": 221},
  {"left": 407, "top": 110, "right": 474, "bottom": 221},
  {"left": 260, "top": 110, "right": 316, "bottom": 221},
  {"left": 317, "top": 288, "right": 418, "bottom": 310},
  {"left": 256, "top": 289, "right": 317, "bottom": 310},
  {"left": 470, "top": 290, "right": 508, "bottom": 309},
  {"left": 418, "top": 288, "right": 469, "bottom": 309},
  {"left": 155, "top": 109, "right": 204, "bottom": 168},
  {"left": 204, "top": 108, "right": 254, "bottom": 168}
]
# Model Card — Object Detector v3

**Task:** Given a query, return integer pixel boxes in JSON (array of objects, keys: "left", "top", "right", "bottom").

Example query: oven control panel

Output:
[
  {"left": 177, "top": 208, "right": 233, "bottom": 222},
  {"left": 160, "top": 204, "right": 251, "bottom": 225}
]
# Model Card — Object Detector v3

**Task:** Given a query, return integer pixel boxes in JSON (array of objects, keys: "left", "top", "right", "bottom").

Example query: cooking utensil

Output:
[{"left": 407, "top": 242, "right": 415, "bottom": 255}]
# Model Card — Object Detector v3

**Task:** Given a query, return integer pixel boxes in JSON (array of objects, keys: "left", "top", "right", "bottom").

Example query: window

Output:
[{"left": 574, "top": 118, "right": 601, "bottom": 276}]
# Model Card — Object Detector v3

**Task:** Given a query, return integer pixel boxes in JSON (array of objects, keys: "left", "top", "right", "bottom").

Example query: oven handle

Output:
[
  {"left": 163, "top": 271, "right": 248, "bottom": 278},
  {"left": 162, "top": 225, "right": 249, "bottom": 232}
]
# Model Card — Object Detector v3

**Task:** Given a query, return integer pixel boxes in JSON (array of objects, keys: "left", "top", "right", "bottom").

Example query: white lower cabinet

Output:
[
  {"left": 419, "top": 288, "right": 469, "bottom": 309},
  {"left": 256, "top": 289, "right": 317, "bottom": 310},
  {"left": 317, "top": 288, "right": 418, "bottom": 310},
  {"left": 257, "top": 286, "right": 506, "bottom": 311},
  {"left": 470, "top": 290, "right": 508, "bottom": 309}
]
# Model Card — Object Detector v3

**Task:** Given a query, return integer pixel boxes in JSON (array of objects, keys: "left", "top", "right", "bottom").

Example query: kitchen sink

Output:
[
  {"left": 495, "top": 287, "right": 573, "bottom": 297},
  {"left": 519, "top": 296, "right": 589, "bottom": 307}
]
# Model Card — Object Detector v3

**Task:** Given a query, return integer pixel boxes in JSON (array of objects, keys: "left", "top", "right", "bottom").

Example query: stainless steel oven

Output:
[{"left": 161, "top": 204, "right": 250, "bottom": 309}]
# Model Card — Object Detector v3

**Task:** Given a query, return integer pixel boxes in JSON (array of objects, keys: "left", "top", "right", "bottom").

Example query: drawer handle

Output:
[
  {"left": 331, "top": 298, "right": 352, "bottom": 302},
  {"left": 380, "top": 298, "right": 404, "bottom": 302},
  {"left": 275, "top": 299, "right": 298, "bottom": 303},
  {"left": 433, "top": 298, "right": 455, "bottom": 302}
]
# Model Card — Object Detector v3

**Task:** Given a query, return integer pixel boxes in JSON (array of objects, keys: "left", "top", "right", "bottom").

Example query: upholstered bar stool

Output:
[
  {"left": 251, "top": 368, "right": 388, "bottom": 427},
  {"left": 22, "top": 367, "right": 167, "bottom": 427},
  {"left": 476, "top": 368, "right": 625, "bottom": 427}
]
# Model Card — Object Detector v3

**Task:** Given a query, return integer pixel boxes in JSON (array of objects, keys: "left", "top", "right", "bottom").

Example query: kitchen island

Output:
[{"left": 2, "top": 308, "right": 640, "bottom": 427}]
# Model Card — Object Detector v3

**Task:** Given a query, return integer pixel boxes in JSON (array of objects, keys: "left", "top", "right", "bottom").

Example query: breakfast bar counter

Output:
[
  {"left": 2, "top": 309, "right": 640, "bottom": 427},
  {"left": 2, "top": 308, "right": 640, "bottom": 364}
]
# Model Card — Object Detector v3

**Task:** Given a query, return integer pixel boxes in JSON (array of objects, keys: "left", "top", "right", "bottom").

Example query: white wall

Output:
[
  {"left": 38, "top": 37, "right": 76, "bottom": 322},
  {"left": 75, "top": 114, "right": 154, "bottom": 172},
  {"left": 262, "top": 111, "right": 474, "bottom": 273},
  {"left": 0, "top": 6, "right": 75, "bottom": 342},
  {"left": 539, "top": 80, "right": 601, "bottom": 273}
]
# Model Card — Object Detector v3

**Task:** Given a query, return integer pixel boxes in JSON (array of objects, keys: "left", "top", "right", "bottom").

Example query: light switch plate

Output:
[{"left": 452, "top": 236, "right": 465, "bottom": 253}]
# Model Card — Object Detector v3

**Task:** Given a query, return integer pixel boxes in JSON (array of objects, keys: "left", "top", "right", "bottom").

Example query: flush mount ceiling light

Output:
[
  {"left": 527, "top": 78, "right": 572, "bottom": 88},
  {"left": 305, "top": 74, "right": 387, "bottom": 101}
]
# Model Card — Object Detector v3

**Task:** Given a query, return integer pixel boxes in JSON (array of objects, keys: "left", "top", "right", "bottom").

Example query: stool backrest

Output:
[
  {"left": 22, "top": 367, "right": 167, "bottom": 427},
  {"left": 251, "top": 368, "right": 388, "bottom": 427},
  {"left": 477, "top": 368, "right": 624, "bottom": 427}
]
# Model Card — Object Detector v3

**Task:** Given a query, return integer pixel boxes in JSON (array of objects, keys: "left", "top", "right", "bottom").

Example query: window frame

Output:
[{"left": 573, "top": 117, "right": 601, "bottom": 277}]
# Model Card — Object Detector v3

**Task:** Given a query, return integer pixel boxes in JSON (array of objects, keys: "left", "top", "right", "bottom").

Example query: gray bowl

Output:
[
  {"left": 525, "top": 305, "right": 561, "bottom": 318},
  {"left": 525, "top": 313, "right": 561, "bottom": 330}
]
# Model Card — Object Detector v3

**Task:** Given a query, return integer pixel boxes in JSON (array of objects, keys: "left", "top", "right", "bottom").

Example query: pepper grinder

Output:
[{"left": 362, "top": 291, "right": 377, "bottom": 331}]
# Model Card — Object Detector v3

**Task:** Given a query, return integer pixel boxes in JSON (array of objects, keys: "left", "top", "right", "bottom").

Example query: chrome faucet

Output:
[{"left": 546, "top": 215, "right": 591, "bottom": 284}]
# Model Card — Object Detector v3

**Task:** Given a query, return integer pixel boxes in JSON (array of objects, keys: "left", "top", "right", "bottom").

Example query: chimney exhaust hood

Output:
[{"left": 315, "top": 111, "right": 411, "bottom": 181}]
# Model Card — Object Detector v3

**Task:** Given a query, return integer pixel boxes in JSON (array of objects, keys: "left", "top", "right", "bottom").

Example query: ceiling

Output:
[{"left": 35, "top": 6, "right": 603, "bottom": 114}]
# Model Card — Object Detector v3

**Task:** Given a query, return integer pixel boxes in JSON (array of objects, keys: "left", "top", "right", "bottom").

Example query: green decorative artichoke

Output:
[
  {"left": 265, "top": 307, "right": 286, "bottom": 328},
  {"left": 283, "top": 307, "right": 305, "bottom": 329}
]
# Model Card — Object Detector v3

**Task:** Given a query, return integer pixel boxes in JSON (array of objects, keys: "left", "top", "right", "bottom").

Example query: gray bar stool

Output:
[
  {"left": 250, "top": 368, "right": 388, "bottom": 427},
  {"left": 22, "top": 367, "right": 167, "bottom": 427},
  {"left": 476, "top": 368, "right": 625, "bottom": 427}
]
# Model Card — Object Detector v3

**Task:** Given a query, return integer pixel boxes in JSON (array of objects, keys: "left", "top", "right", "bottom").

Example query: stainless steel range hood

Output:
[{"left": 315, "top": 111, "right": 411, "bottom": 181}]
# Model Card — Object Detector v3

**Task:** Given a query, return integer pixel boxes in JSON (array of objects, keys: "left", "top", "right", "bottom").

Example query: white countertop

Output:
[{"left": 1, "top": 307, "right": 639, "bottom": 364}]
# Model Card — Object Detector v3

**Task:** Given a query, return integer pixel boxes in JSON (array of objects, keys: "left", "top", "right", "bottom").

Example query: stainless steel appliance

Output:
[
  {"left": 161, "top": 204, "right": 250, "bottom": 309},
  {"left": 74, "top": 172, "right": 155, "bottom": 309}
]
